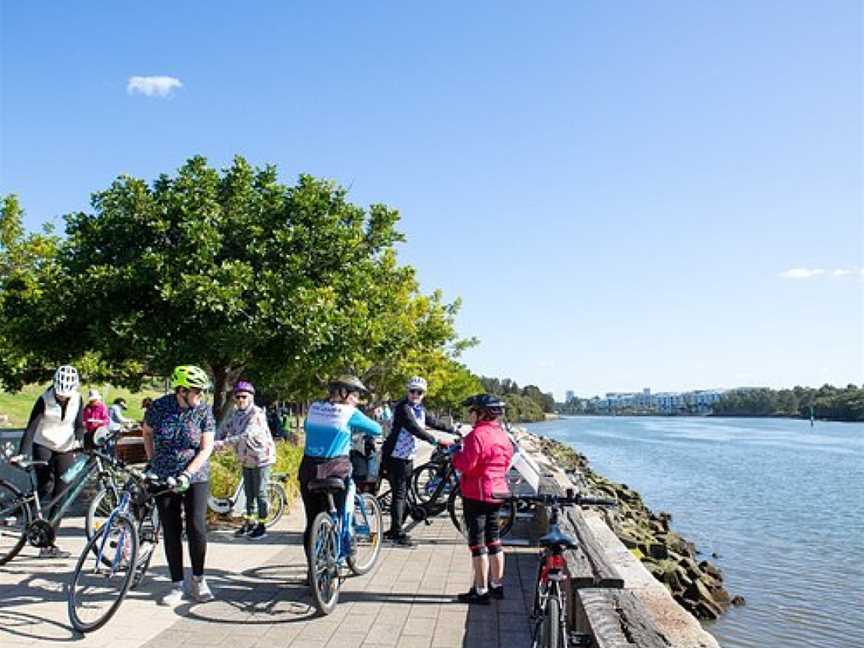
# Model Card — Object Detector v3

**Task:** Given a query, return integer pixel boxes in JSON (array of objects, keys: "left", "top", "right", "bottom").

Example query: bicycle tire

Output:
[
  {"left": 68, "top": 513, "right": 138, "bottom": 633},
  {"left": 264, "top": 482, "right": 287, "bottom": 528},
  {"left": 308, "top": 511, "right": 340, "bottom": 615},
  {"left": 131, "top": 503, "right": 160, "bottom": 588},
  {"left": 0, "top": 480, "right": 31, "bottom": 565},
  {"left": 376, "top": 488, "right": 392, "bottom": 514},
  {"left": 347, "top": 493, "right": 382, "bottom": 575},
  {"left": 410, "top": 462, "right": 448, "bottom": 504},
  {"left": 447, "top": 488, "right": 517, "bottom": 539},
  {"left": 534, "top": 592, "right": 561, "bottom": 648},
  {"left": 85, "top": 487, "right": 119, "bottom": 541}
]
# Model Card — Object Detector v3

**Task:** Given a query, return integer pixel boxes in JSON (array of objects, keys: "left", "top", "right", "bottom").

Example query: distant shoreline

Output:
[{"left": 542, "top": 413, "right": 864, "bottom": 423}]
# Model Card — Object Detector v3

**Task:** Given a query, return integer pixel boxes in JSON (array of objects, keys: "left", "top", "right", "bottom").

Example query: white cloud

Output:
[
  {"left": 779, "top": 268, "right": 825, "bottom": 279},
  {"left": 779, "top": 267, "right": 864, "bottom": 280},
  {"left": 127, "top": 75, "right": 183, "bottom": 97}
]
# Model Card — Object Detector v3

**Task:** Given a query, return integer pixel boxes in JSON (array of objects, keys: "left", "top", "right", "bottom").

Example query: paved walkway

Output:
[{"left": 1, "top": 501, "right": 538, "bottom": 648}]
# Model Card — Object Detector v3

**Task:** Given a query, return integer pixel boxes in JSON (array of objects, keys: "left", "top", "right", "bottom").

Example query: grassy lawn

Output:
[{"left": 0, "top": 383, "right": 164, "bottom": 428}]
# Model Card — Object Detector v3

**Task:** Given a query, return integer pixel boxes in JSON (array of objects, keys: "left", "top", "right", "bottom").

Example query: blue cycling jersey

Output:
[{"left": 303, "top": 400, "right": 381, "bottom": 458}]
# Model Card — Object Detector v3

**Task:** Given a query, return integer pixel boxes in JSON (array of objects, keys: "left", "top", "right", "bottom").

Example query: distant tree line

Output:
[
  {"left": 712, "top": 384, "right": 864, "bottom": 422},
  {"left": 479, "top": 377, "right": 555, "bottom": 422}
]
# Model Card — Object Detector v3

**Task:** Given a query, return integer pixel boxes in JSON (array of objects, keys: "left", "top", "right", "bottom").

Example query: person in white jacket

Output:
[
  {"left": 16, "top": 365, "right": 85, "bottom": 558},
  {"left": 215, "top": 381, "right": 276, "bottom": 540}
]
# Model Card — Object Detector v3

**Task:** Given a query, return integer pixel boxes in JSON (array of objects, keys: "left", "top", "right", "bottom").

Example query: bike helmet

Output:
[
  {"left": 461, "top": 393, "right": 506, "bottom": 417},
  {"left": 53, "top": 365, "right": 80, "bottom": 397},
  {"left": 328, "top": 374, "right": 369, "bottom": 394},
  {"left": 170, "top": 365, "right": 211, "bottom": 390},
  {"left": 233, "top": 380, "right": 255, "bottom": 395},
  {"left": 407, "top": 376, "right": 428, "bottom": 393}
]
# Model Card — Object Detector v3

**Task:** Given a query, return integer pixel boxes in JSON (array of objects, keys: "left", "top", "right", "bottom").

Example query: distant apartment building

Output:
[
  {"left": 589, "top": 387, "right": 724, "bottom": 414},
  {"left": 565, "top": 390, "right": 576, "bottom": 403}
]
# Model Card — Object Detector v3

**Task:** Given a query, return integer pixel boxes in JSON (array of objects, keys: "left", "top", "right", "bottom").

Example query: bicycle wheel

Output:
[
  {"left": 447, "top": 488, "right": 517, "bottom": 539},
  {"left": 131, "top": 503, "right": 160, "bottom": 589},
  {"left": 410, "top": 462, "right": 445, "bottom": 504},
  {"left": 0, "top": 481, "right": 31, "bottom": 565},
  {"left": 309, "top": 511, "right": 340, "bottom": 615},
  {"left": 68, "top": 513, "right": 138, "bottom": 633},
  {"left": 347, "top": 493, "right": 382, "bottom": 575},
  {"left": 264, "top": 482, "right": 287, "bottom": 528},
  {"left": 537, "top": 594, "right": 561, "bottom": 648},
  {"left": 85, "top": 487, "right": 119, "bottom": 541}
]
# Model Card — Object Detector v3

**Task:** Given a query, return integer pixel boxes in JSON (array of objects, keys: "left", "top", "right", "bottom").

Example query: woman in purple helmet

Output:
[{"left": 215, "top": 380, "right": 276, "bottom": 540}]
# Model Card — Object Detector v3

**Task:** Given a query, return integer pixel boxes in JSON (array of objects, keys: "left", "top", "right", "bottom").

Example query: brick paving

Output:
[{"left": 0, "top": 498, "right": 538, "bottom": 648}]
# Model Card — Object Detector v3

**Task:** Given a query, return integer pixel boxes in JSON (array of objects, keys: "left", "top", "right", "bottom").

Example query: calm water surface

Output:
[{"left": 525, "top": 416, "right": 864, "bottom": 648}]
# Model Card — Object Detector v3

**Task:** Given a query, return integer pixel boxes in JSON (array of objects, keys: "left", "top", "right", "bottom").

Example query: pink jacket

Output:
[
  {"left": 82, "top": 402, "right": 110, "bottom": 433},
  {"left": 452, "top": 419, "right": 513, "bottom": 503}
]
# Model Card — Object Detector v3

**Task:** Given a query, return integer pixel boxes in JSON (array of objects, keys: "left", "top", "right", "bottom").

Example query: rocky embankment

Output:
[{"left": 536, "top": 435, "right": 744, "bottom": 620}]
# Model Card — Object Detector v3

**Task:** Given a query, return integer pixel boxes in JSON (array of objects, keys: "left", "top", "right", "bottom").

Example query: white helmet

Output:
[
  {"left": 53, "top": 365, "right": 80, "bottom": 397},
  {"left": 87, "top": 388, "right": 102, "bottom": 402},
  {"left": 407, "top": 376, "right": 427, "bottom": 393}
]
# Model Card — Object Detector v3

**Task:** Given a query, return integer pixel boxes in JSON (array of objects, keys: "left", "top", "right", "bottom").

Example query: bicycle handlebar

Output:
[{"left": 492, "top": 490, "right": 617, "bottom": 508}]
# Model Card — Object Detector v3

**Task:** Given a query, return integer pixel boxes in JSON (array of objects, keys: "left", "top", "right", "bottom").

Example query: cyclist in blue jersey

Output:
[{"left": 299, "top": 375, "right": 381, "bottom": 573}]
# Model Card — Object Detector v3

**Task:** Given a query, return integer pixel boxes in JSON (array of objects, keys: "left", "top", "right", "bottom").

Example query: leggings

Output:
[
  {"left": 156, "top": 481, "right": 208, "bottom": 582},
  {"left": 463, "top": 497, "right": 503, "bottom": 557},
  {"left": 32, "top": 444, "right": 76, "bottom": 526},
  {"left": 243, "top": 465, "right": 271, "bottom": 520},
  {"left": 385, "top": 457, "right": 413, "bottom": 536}
]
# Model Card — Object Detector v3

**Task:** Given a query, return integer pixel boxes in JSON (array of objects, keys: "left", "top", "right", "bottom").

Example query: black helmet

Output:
[
  {"left": 328, "top": 374, "right": 369, "bottom": 394},
  {"left": 461, "top": 393, "right": 506, "bottom": 416}
]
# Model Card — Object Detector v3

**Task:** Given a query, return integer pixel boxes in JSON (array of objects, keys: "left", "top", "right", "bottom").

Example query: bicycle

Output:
[
  {"left": 400, "top": 440, "right": 517, "bottom": 539},
  {"left": 206, "top": 471, "right": 289, "bottom": 528},
  {"left": 68, "top": 467, "right": 171, "bottom": 633},
  {"left": 495, "top": 490, "right": 616, "bottom": 648},
  {"left": 307, "top": 476, "right": 384, "bottom": 615},
  {"left": 0, "top": 429, "right": 123, "bottom": 565}
]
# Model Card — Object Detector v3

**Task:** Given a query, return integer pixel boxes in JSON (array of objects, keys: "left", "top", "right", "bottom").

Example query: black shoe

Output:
[
  {"left": 247, "top": 523, "right": 267, "bottom": 540},
  {"left": 383, "top": 529, "right": 397, "bottom": 540},
  {"left": 392, "top": 534, "right": 415, "bottom": 547},
  {"left": 39, "top": 545, "right": 71, "bottom": 559},
  {"left": 457, "top": 588, "right": 490, "bottom": 605},
  {"left": 234, "top": 522, "right": 252, "bottom": 537},
  {"left": 490, "top": 584, "right": 504, "bottom": 599}
]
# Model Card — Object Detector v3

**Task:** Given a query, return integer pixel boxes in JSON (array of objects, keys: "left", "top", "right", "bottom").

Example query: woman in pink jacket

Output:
[
  {"left": 82, "top": 389, "right": 110, "bottom": 433},
  {"left": 452, "top": 394, "right": 513, "bottom": 605}
]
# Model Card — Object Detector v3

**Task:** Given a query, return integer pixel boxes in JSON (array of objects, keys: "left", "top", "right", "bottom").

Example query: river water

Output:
[{"left": 525, "top": 416, "right": 864, "bottom": 648}]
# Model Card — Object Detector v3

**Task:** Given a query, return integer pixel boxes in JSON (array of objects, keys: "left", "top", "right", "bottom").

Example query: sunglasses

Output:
[
  {"left": 408, "top": 389, "right": 425, "bottom": 396},
  {"left": 233, "top": 394, "right": 250, "bottom": 400}
]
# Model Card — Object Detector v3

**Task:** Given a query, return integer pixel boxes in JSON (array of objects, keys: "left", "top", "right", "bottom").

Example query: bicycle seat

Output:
[
  {"left": 308, "top": 477, "right": 346, "bottom": 493},
  {"left": 539, "top": 525, "right": 578, "bottom": 550}
]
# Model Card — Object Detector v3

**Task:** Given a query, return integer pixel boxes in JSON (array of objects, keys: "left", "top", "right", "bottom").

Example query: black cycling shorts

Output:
[{"left": 463, "top": 497, "right": 503, "bottom": 556}]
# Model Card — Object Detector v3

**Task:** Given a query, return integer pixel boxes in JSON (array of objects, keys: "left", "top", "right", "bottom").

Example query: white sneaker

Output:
[
  {"left": 160, "top": 582, "right": 185, "bottom": 606},
  {"left": 190, "top": 575, "right": 214, "bottom": 602}
]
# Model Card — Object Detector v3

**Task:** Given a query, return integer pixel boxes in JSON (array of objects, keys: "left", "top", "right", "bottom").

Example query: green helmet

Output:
[{"left": 170, "top": 365, "right": 210, "bottom": 390}]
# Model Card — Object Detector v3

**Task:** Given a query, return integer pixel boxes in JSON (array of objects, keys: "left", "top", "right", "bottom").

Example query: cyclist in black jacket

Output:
[{"left": 381, "top": 376, "right": 456, "bottom": 546}]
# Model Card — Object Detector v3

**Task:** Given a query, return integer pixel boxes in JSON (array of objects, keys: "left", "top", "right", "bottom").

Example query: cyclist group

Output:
[{"left": 12, "top": 364, "right": 514, "bottom": 607}]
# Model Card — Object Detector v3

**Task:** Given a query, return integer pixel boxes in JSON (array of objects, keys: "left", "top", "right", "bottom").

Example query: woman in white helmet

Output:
[
  {"left": 380, "top": 376, "right": 458, "bottom": 546},
  {"left": 17, "top": 365, "right": 86, "bottom": 558}
]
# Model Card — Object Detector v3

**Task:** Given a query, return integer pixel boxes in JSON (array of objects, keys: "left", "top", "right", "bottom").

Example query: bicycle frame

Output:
[
  {"left": 318, "top": 489, "right": 370, "bottom": 562},
  {"left": 24, "top": 454, "right": 107, "bottom": 527},
  {"left": 93, "top": 490, "right": 134, "bottom": 573}
]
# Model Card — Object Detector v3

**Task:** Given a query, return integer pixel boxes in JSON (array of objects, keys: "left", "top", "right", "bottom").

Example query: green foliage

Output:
[
  {"left": 0, "top": 158, "right": 472, "bottom": 417},
  {"left": 210, "top": 440, "right": 303, "bottom": 501},
  {"left": 479, "top": 376, "right": 555, "bottom": 421},
  {"left": 712, "top": 384, "right": 864, "bottom": 422}
]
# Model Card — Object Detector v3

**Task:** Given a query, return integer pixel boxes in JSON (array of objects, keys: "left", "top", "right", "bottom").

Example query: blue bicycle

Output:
[
  {"left": 308, "top": 478, "right": 383, "bottom": 615},
  {"left": 67, "top": 467, "right": 173, "bottom": 632}
]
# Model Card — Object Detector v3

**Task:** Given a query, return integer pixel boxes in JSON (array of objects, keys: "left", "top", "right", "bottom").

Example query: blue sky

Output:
[{"left": 1, "top": 2, "right": 862, "bottom": 399}]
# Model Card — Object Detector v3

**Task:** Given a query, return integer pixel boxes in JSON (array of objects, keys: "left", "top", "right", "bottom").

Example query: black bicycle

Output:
[
  {"left": 0, "top": 429, "right": 124, "bottom": 564},
  {"left": 401, "top": 442, "right": 517, "bottom": 538},
  {"left": 495, "top": 490, "right": 616, "bottom": 648}
]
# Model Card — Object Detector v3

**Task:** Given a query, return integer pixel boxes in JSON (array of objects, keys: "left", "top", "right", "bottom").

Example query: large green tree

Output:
[{"left": 2, "top": 156, "right": 473, "bottom": 417}]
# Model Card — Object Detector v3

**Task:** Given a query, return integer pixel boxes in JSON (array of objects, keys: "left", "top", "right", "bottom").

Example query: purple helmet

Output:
[{"left": 233, "top": 380, "right": 255, "bottom": 395}]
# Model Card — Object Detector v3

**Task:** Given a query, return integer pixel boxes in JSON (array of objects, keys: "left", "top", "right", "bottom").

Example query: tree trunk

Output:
[{"left": 210, "top": 364, "right": 243, "bottom": 421}]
